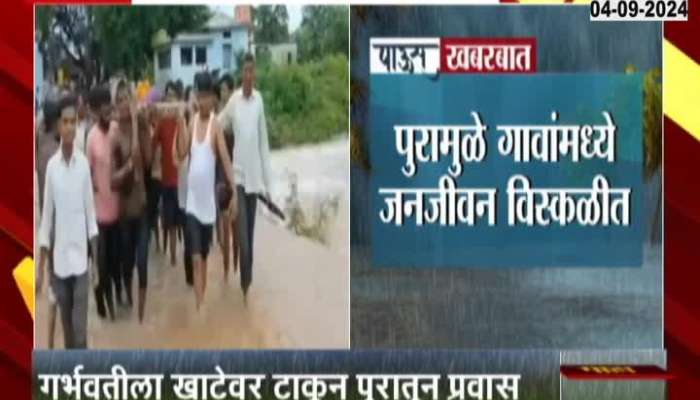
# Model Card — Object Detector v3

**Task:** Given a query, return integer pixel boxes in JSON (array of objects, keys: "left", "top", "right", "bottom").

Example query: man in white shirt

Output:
[
  {"left": 218, "top": 53, "right": 273, "bottom": 302},
  {"left": 38, "top": 95, "right": 99, "bottom": 349}
]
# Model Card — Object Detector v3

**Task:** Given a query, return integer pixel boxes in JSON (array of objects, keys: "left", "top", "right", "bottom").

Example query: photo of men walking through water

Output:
[{"left": 34, "top": 4, "right": 349, "bottom": 349}]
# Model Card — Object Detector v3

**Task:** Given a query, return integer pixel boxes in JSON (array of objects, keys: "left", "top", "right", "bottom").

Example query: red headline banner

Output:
[
  {"left": 370, "top": 37, "right": 536, "bottom": 74},
  {"left": 561, "top": 365, "right": 673, "bottom": 380},
  {"left": 440, "top": 37, "right": 537, "bottom": 74}
]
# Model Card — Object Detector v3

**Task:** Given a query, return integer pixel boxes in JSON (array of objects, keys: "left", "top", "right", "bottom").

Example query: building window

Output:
[
  {"left": 195, "top": 46, "right": 207, "bottom": 65},
  {"left": 223, "top": 44, "right": 232, "bottom": 70},
  {"left": 223, "top": 30, "right": 231, "bottom": 38},
  {"left": 158, "top": 49, "right": 171, "bottom": 69},
  {"left": 287, "top": 52, "right": 292, "bottom": 65},
  {"left": 180, "top": 46, "right": 193, "bottom": 66}
]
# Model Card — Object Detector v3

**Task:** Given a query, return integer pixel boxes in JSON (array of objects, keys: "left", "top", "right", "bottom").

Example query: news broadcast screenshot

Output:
[{"left": 0, "top": 0, "right": 696, "bottom": 398}]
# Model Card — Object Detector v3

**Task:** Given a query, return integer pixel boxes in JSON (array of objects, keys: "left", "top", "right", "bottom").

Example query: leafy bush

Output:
[{"left": 256, "top": 53, "right": 348, "bottom": 148}]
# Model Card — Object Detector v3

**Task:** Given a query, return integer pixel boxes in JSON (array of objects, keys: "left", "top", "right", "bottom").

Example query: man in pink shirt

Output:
[{"left": 86, "top": 86, "right": 121, "bottom": 319}]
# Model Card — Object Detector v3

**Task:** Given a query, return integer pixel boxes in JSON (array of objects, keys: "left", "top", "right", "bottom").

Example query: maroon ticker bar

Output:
[
  {"left": 560, "top": 365, "right": 673, "bottom": 380},
  {"left": 440, "top": 37, "right": 537, "bottom": 73}
]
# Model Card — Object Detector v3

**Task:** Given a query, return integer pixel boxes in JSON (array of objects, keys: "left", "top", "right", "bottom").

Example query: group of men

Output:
[{"left": 36, "top": 53, "right": 273, "bottom": 349}]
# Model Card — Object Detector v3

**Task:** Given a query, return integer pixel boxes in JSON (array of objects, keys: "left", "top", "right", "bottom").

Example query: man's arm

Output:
[
  {"left": 172, "top": 124, "right": 181, "bottom": 165},
  {"left": 83, "top": 162, "right": 99, "bottom": 241},
  {"left": 37, "top": 162, "right": 55, "bottom": 291},
  {"left": 214, "top": 120, "right": 237, "bottom": 218},
  {"left": 152, "top": 119, "right": 161, "bottom": 165},
  {"left": 88, "top": 236, "right": 98, "bottom": 286},
  {"left": 129, "top": 103, "right": 143, "bottom": 177},
  {"left": 111, "top": 131, "right": 133, "bottom": 188},
  {"left": 83, "top": 163, "right": 99, "bottom": 285},
  {"left": 86, "top": 132, "right": 99, "bottom": 193},
  {"left": 37, "top": 247, "right": 50, "bottom": 290},
  {"left": 258, "top": 96, "right": 273, "bottom": 196},
  {"left": 138, "top": 114, "right": 152, "bottom": 171},
  {"left": 115, "top": 102, "right": 145, "bottom": 184},
  {"left": 217, "top": 94, "right": 233, "bottom": 135},
  {"left": 214, "top": 120, "right": 236, "bottom": 191},
  {"left": 175, "top": 114, "right": 191, "bottom": 161}
]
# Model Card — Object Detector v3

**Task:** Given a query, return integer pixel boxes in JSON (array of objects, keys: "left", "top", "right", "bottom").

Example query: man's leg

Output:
[
  {"left": 104, "top": 223, "right": 119, "bottom": 319},
  {"left": 187, "top": 214, "right": 204, "bottom": 309},
  {"left": 149, "top": 177, "right": 162, "bottom": 253},
  {"left": 47, "top": 248, "right": 58, "bottom": 348},
  {"left": 154, "top": 219, "right": 161, "bottom": 252},
  {"left": 222, "top": 214, "right": 230, "bottom": 280},
  {"left": 193, "top": 253, "right": 203, "bottom": 309},
  {"left": 96, "top": 224, "right": 114, "bottom": 319},
  {"left": 156, "top": 181, "right": 162, "bottom": 251},
  {"left": 52, "top": 275, "right": 74, "bottom": 349},
  {"left": 136, "top": 214, "right": 150, "bottom": 323},
  {"left": 162, "top": 217, "right": 168, "bottom": 254},
  {"left": 181, "top": 208, "right": 193, "bottom": 286},
  {"left": 49, "top": 302, "right": 58, "bottom": 349},
  {"left": 169, "top": 226, "right": 176, "bottom": 265},
  {"left": 236, "top": 186, "right": 252, "bottom": 297},
  {"left": 177, "top": 207, "right": 183, "bottom": 242},
  {"left": 71, "top": 272, "right": 89, "bottom": 349},
  {"left": 94, "top": 226, "right": 106, "bottom": 319},
  {"left": 246, "top": 192, "right": 258, "bottom": 264},
  {"left": 121, "top": 219, "right": 136, "bottom": 308},
  {"left": 215, "top": 195, "right": 221, "bottom": 249},
  {"left": 165, "top": 188, "right": 178, "bottom": 267},
  {"left": 200, "top": 224, "right": 213, "bottom": 297},
  {"left": 111, "top": 223, "right": 124, "bottom": 305},
  {"left": 245, "top": 192, "right": 258, "bottom": 293},
  {"left": 231, "top": 218, "right": 240, "bottom": 274}
]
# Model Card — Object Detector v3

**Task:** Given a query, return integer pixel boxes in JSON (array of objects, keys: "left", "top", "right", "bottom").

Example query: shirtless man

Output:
[{"left": 176, "top": 72, "right": 237, "bottom": 310}]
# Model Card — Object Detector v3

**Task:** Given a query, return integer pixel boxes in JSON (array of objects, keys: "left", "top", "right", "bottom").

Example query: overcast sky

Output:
[{"left": 211, "top": 5, "right": 303, "bottom": 34}]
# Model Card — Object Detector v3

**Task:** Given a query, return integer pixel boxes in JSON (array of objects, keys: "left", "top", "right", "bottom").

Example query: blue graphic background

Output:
[{"left": 371, "top": 73, "right": 643, "bottom": 268}]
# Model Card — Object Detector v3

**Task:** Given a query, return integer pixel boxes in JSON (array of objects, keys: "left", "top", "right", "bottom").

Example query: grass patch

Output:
[{"left": 257, "top": 54, "right": 349, "bottom": 149}]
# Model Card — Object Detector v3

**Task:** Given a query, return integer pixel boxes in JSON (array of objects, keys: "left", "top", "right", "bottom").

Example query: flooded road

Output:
[{"left": 35, "top": 136, "right": 350, "bottom": 349}]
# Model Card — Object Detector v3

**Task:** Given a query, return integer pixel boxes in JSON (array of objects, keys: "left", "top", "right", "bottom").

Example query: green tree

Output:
[
  {"left": 296, "top": 6, "right": 348, "bottom": 62},
  {"left": 92, "top": 6, "right": 210, "bottom": 80},
  {"left": 37, "top": 5, "right": 210, "bottom": 85},
  {"left": 256, "top": 54, "right": 348, "bottom": 149},
  {"left": 254, "top": 5, "right": 289, "bottom": 44},
  {"left": 36, "top": 6, "right": 99, "bottom": 86}
]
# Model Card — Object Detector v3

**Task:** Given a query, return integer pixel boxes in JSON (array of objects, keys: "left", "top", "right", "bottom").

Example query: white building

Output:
[
  {"left": 153, "top": 11, "right": 251, "bottom": 88},
  {"left": 259, "top": 42, "right": 298, "bottom": 67}
]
